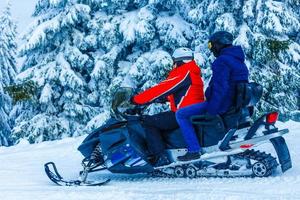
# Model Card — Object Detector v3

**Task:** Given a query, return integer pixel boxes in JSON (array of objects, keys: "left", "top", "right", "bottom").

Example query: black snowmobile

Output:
[{"left": 44, "top": 82, "right": 292, "bottom": 186}]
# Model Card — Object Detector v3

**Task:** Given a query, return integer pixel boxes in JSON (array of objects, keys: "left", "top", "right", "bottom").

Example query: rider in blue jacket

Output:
[
  {"left": 205, "top": 31, "right": 249, "bottom": 115},
  {"left": 177, "top": 31, "right": 249, "bottom": 161}
]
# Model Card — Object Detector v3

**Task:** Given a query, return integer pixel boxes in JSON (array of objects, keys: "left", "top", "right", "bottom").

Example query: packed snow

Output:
[{"left": 0, "top": 121, "right": 299, "bottom": 200}]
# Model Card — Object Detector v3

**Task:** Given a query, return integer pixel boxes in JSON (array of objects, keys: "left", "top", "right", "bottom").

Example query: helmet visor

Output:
[
  {"left": 208, "top": 41, "right": 212, "bottom": 50},
  {"left": 172, "top": 56, "right": 193, "bottom": 62}
]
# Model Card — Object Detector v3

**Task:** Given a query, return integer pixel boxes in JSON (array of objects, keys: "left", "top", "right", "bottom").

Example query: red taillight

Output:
[
  {"left": 240, "top": 144, "right": 254, "bottom": 149},
  {"left": 266, "top": 112, "right": 279, "bottom": 124}
]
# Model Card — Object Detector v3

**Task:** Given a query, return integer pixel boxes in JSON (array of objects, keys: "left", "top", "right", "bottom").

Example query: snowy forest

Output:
[{"left": 0, "top": 0, "right": 299, "bottom": 146}]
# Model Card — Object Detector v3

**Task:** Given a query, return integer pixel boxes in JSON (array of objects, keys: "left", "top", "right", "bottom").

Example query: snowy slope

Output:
[{"left": 0, "top": 121, "right": 300, "bottom": 200}]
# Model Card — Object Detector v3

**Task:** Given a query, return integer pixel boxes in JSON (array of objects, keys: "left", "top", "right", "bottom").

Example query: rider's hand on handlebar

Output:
[
  {"left": 130, "top": 96, "right": 139, "bottom": 105},
  {"left": 153, "top": 97, "right": 168, "bottom": 104},
  {"left": 125, "top": 108, "right": 136, "bottom": 115},
  {"left": 125, "top": 106, "right": 143, "bottom": 115}
]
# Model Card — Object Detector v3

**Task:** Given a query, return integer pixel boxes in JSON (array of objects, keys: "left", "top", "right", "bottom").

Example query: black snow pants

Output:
[{"left": 141, "top": 111, "right": 179, "bottom": 156}]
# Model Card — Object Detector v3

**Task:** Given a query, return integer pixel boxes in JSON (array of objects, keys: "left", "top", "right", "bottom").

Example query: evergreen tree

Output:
[
  {"left": 188, "top": 0, "right": 300, "bottom": 120},
  {"left": 87, "top": 0, "right": 300, "bottom": 125},
  {"left": 14, "top": 0, "right": 300, "bottom": 144},
  {"left": 13, "top": 0, "right": 98, "bottom": 143},
  {"left": 240, "top": 0, "right": 300, "bottom": 120},
  {"left": 0, "top": 2, "right": 17, "bottom": 146}
]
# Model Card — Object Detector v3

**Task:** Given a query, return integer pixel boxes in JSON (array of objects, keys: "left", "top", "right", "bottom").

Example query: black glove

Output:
[
  {"left": 130, "top": 96, "right": 139, "bottom": 105},
  {"left": 125, "top": 108, "right": 137, "bottom": 115},
  {"left": 153, "top": 97, "right": 167, "bottom": 104}
]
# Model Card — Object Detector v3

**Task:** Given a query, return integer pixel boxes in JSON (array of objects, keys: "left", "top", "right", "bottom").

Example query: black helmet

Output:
[{"left": 208, "top": 31, "right": 233, "bottom": 57}]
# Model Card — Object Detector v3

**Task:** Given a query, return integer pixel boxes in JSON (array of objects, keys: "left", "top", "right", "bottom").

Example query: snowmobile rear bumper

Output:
[
  {"left": 229, "top": 128, "right": 291, "bottom": 173},
  {"left": 229, "top": 129, "right": 288, "bottom": 147}
]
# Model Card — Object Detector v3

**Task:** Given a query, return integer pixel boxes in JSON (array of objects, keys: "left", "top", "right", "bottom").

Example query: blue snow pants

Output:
[{"left": 175, "top": 102, "right": 208, "bottom": 152}]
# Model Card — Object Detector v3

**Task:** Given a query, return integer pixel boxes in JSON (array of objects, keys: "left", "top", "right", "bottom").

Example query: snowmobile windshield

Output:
[
  {"left": 111, "top": 87, "right": 143, "bottom": 120},
  {"left": 111, "top": 87, "right": 134, "bottom": 118}
]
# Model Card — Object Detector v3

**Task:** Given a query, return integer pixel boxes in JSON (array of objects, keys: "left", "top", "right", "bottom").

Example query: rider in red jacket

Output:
[
  {"left": 132, "top": 57, "right": 204, "bottom": 112},
  {"left": 131, "top": 48, "right": 205, "bottom": 167}
]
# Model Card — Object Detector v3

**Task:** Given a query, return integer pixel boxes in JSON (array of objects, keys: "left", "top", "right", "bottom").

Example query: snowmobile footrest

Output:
[{"left": 270, "top": 135, "right": 292, "bottom": 173}]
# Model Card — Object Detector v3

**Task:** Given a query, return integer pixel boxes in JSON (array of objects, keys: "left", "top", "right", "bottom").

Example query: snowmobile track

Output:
[{"left": 152, "top": 150, "right": 278, "bottom": 178}]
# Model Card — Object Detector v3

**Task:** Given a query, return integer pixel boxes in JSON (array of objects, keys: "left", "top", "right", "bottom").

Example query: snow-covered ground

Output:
[{"left": 0, "top": 121, "right": 299, "bottom": 200}]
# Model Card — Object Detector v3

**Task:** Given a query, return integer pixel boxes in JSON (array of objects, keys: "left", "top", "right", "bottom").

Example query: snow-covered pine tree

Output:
[
  {"left": 188, "top": 0, "right": 300, "bottom": 120},
  {"left": 14, "top": 0, "right": 300, "bottom": 144},
  {"left": 86, "top": 0, "right": 300, "bottom": 130},
  {"left": 242, "top": 0, "right": 300, "bottom": 120},
  {"left": 12, "top": 0, "right": 100, "bottom": 144},
  {"left": 0, "top": 1, "right": 17, "bottom": 146},
  {"left": 83, "top": 1, "right": 196, "bottom": 131}
]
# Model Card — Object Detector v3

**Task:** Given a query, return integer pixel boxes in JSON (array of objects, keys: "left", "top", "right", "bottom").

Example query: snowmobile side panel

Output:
[
  {"left": 78, "top": 118, "right": 127, "bottom": 157},
  {"left": 127, "top": 122, "right": 149, "bottom": 153},
  {"left": 77, "top": 137, "right": 100, "bottom": 158},
  {"left": 97, "top": 119, "right": 153, "bottom": 174},
  {"left": 99, "top": 128, "right": 128, "bottom": 155},
  {"left": 270, "top": 135, "right": 292, "bottom": 173},
  {"left": 105, "top": 143, "right": 153, "bottom": 173},
  {"left": 108, "top": 161, "right": 153, "bottom": 174}
]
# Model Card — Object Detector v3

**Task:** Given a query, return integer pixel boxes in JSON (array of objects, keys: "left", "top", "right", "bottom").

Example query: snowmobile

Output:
[{"left": 44, "top": 82, "right": 292, "bottom": 186}]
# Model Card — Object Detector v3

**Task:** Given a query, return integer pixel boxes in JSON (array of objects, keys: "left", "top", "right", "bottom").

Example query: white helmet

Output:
[{"left": 172, "top": 47, "right": 194, "bottom": 63}]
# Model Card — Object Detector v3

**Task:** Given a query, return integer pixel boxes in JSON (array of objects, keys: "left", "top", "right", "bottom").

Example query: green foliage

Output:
[
  {"left": 266, "top": 39, "right": 290, "bottom": 58},
  {"left": 4, "top": 81, "right": 38, "bottom": 103},
  {"left": 252, "top": 39, "right": 269, "bottom": 64},
  {"left": 253, "top": 39, "right": 290, "bottom": 64},
  {"left": 250, "top": 59, "right": 299, "bottom": 121}
]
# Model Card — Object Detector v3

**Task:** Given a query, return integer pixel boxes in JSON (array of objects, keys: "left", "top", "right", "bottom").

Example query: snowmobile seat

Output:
[
  {"left": 163, "top": 128, "right": 187, "bottom": 149},
  {"left": 220, "top": 82, "right": 262, "bottom": 129},
  {"left": 191, "top": 82, "right": 263, "bottom": 147},
  {"left": 192, "top": 114, "right": 226, "bottom": 147}
]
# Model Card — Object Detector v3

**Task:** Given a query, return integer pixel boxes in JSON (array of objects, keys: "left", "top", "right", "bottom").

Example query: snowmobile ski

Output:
[{"left": 44, "top": 162, "right": 110, "bottom": 186}]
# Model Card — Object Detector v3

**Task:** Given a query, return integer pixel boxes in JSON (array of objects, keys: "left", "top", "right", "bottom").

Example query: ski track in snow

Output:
[{"left": 0, "top": 121, "right": 300, "bottom": 200}]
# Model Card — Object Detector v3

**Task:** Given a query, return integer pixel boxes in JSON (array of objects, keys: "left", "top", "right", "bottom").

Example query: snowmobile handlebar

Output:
[
  {"left": 124, "top": 105, "right": 147, "bottom": 116},
  {"left": 111, "top": 86, "right": 167, "bottom": 120},
  {"left": 111, "top": 104, "right": 147, "bottom": 121},
  {"left": 111, "top": 88, "right": 149, "bottom": 120}
]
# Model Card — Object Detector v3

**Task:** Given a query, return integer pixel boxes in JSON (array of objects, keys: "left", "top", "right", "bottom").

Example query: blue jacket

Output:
[{"left": 205, "top": 45, "right": 249, "bottom": 115}]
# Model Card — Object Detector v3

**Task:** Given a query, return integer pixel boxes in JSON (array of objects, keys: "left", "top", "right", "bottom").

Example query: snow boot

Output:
[{"left": 177, "top": 152, "right": 201, "bottom": 162}]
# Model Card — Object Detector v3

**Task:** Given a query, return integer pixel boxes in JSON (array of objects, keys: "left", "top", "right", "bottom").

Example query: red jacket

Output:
[{"left": 132, "top": 60, "right": 205, "bottom": 112}]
